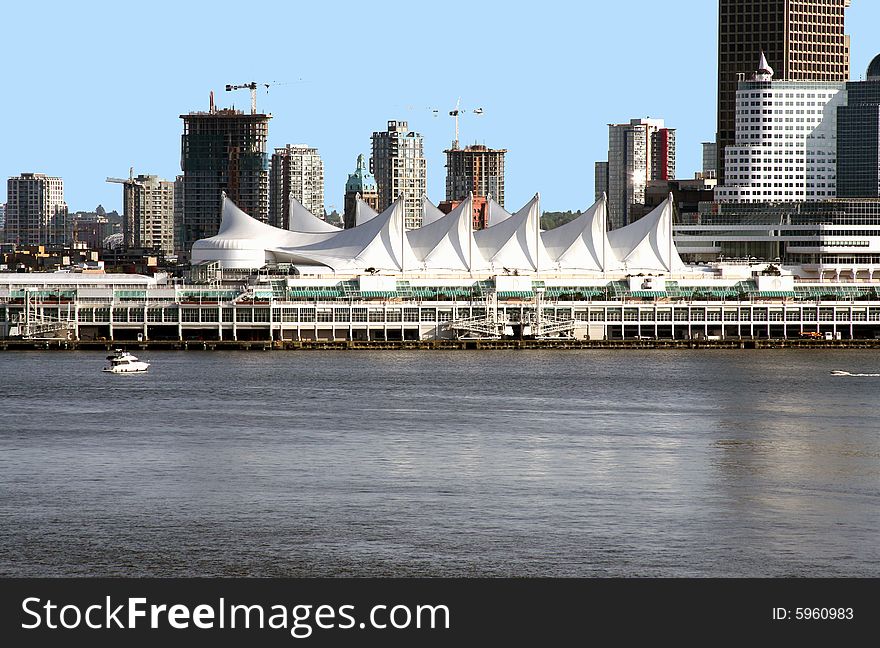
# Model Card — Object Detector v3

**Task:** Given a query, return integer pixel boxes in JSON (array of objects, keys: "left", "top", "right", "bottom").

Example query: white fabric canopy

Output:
[
  {"left": 607, "top": 196, "right": 683, "bottom": 272},
  {"left": 474, "top": 194, "right": 547, "bottom": 271},
  {"left": 407, "top": 194, "right": 487, "bottom": 271},
  {"left": 540, "top": 194, "right": 610, "bottom": 271},
  {"left": 421, "top": 195, "right": 447, "bottom": 227},
  {"left": 486, "top": 195, "right": 513, "bottom": 226},
  {"left": 354, "top": 194, "right": 379, "bottom": 227},
  {"left": 289, "top": 196, "right": 339, "bottom": 233},
  {"left": 271, "top": 197, "right": 416, "bottom": 271},
  {"left": 193, "top": 191, "right": 686, "bottom": 275}
]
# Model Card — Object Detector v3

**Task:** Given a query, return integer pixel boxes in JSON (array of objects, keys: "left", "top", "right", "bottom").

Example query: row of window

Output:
[{"left": 56, "top": 306, "right": 880, "bottom": 326}]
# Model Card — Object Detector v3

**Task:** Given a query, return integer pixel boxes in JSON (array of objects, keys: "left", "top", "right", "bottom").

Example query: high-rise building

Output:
[
  {"left": 113, "top": 174, "right": 175, "bottom": 255},
  {"left": 594, "top": 161, "right": 608, "bottom": 203},
  {"left": 343, "top": 154, "right": 380, "bottom": 229},
  {"left": 4, "top": 173, "right": 69, "bottom": 245},
  {"left": 717, "top": 0, "right": 850, "bottom": 184},
  {"left": 269, "top": 144, "right": 325, "bottom": 228},
  {"left": 443, "top": 144, "right": 506, "bottom": 230},
  {"left": 603, "top": 118, "right": 676, "bottom": 229},
  {"left": 701, "top": 142, "right": 718, "bottom": 178},
  {"left": 0, "top": 203, "right": 5, "bottom": 238},
  {"left": 173, "top": 175, "right": 184, "bottom": 256},
  {"left": 715, "top": 54, "right": 845, "bottom": 203},
  {"left": 180, "top": 99, "right": 270, "bottom": 258},
  {"left": 837, "top": 54, "right": 880, "bottom": 198},
  {"left": 370, "top": 120, "right": 427, "bottom": 229},
  {"left": 444, "top": 144, "right": 506, "bottom": 206}
]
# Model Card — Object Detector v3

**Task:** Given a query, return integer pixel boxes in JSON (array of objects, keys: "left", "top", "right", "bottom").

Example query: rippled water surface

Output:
[{"left": 1, "top": 349, "right": 878, "bottom": 577}]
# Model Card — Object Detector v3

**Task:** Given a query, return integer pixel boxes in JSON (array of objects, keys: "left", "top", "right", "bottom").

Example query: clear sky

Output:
[{"left": 1, "top": 0, "right": 878, "bottom": 214}]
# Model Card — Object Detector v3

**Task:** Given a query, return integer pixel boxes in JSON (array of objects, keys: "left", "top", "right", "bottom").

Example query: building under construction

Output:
[
  {"left": 179, "top": 96, "right": 270, "bottom": 259},
  {"left": 444, "top": 144, "right": 506, "bottom": 229}
]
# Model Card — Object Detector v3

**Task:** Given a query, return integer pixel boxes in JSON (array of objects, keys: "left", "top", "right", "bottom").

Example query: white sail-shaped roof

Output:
[
  {"left": 474, "top": 194, "right": 548, "bottom": 271},
  {"left": 354, "top": 194, "right": 379, "bottom": 227},
  {"left": 191, "top": 193, "right": 299, "bottom": 268},
  {"left": 540, "top": 194, "right": 612, "bottom": 271},
  {"left": 289, "top": 196, "right": 339, "bottom": 233},
  {"left": 407, "top": 194, "right": 487, "bottom": 271},
  {"left": 272, "top": 197, "right": 416, "bottom": 271},
  {"left": 487, "top": 195, "right": 513, "bottom": 226},
  {"left": 607, "top": 196, "right": 683, "bottom": 272},
  {"left": 192, "top": 190, "right": 689, "bottom": 275},
  {"left": 421, "top": 195, "right": 447, "bottom": 227}
]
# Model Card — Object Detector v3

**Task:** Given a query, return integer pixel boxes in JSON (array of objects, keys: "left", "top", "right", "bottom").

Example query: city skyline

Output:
[{"left": 2, "top": 0, "right": 879, "bottom": 215}]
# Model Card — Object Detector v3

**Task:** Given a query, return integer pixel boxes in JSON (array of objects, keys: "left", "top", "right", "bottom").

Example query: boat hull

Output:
[{"left": 103, "top": 363, "right": 150, "bottom": 373}]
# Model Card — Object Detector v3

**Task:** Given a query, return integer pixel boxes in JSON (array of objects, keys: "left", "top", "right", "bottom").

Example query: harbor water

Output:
[{"left": 1, "top": 349, "right": 878, "bottom": 577}]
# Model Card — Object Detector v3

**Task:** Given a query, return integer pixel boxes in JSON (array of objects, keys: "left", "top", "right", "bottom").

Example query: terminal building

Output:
[{"left": 5, "top": 192, "right": 880, "bottom": 343}]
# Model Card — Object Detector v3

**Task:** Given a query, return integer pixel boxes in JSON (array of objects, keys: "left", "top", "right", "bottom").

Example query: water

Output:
[{"left": 1, "top": 349, "right": 878, "bottom": 577}]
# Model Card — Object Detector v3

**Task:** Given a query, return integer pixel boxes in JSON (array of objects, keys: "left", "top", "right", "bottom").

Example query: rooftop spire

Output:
[{"left": 755, "top": 51, "right": 774, "bottom": 81}]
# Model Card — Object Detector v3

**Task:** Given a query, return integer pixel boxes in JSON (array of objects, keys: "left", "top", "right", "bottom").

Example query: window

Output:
[
  {"left": 182, "top": 308, "right": 199, "bottom": 322},
  {"left": 237, "top": 309, "right": 253, "bottom": 323}
]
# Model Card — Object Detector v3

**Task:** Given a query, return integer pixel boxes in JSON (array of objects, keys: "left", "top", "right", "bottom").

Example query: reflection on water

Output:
[{"left": 0, "top": 349, "right": 878, "bottom": 577}]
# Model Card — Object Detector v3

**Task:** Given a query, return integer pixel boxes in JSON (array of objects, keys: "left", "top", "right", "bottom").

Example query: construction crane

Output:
[
  {"left": 106, "top": 167, "right": 140, "bottom": 186},
  {"left": 446, "top": 98, "right": 484, "bottom": 149},
  {"left": 106, "top": 168, "right": 141, "bottom": 247},
  {"left": 225, "top": 82, "right": 270, "bottom": 114}
]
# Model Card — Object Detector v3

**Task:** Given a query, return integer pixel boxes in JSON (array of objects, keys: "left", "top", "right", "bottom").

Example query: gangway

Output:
[{"left": 446, "top": 288, "right": 585, "bottom": 340}]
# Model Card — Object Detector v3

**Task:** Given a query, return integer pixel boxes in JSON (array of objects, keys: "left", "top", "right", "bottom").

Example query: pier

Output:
[{"left": 4, "top": 338, "right": 880, "bottom": 352}]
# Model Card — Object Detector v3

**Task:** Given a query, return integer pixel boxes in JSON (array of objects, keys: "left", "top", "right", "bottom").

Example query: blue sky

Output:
[{"left": 1, "top": 0, "right": 878, "bottom": 214}]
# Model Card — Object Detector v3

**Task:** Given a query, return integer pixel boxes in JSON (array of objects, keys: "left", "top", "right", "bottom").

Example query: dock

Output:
[{"left": 3, "top": 338, "right": 880, "bottom": 352}]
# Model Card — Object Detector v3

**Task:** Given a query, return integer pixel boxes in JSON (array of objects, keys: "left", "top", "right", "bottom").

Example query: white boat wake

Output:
[{"left": 830, "top": 370, "right": 880, "bottom": 377}]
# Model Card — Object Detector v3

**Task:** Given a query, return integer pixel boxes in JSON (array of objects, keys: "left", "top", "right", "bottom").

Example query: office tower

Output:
[
  {"left": 717, "top": 0, "right": 850, "bottom": 184},
  {"left": 715, "top": 54, "right": 845, "bottom": 203},
  {"left": 594, "top": 162, "right": 608, "bottom": 203},
  {"left": 343, "top": 154, "right": 380, "bottom": 229},
  {"left": 180, "top": 98, "right": 270, "bottom": 257},
  {"left": 370, "top": 120, "right": 427, "bottom": 229},
  {"left": 269, "top": 144, "right": 325, "bottom": 228},
  {"left": 702, "top": 142, "right": 718, "bottom": 178},
  {"left": 4, "top": 173, "right": 69, "bottom": 245},
  {"left": 111, "top": 174, "right": 175, "bottom": 255},
  {"left": 837, "top": 54, "right": 880, "bottom": 198},
  {"left": 604, "top": 118, "right": 676, "bottom": 229},
  {"left": 0, "top": 203, "right": 5, "bottom": 238}
]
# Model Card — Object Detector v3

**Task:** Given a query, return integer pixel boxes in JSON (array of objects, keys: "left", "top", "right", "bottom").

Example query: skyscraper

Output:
[
  {"left": 594, "top": 162, "right": 608, "bottom": 203},
  {"left": 343, "top": 154, "right": 380, "bottom": 229},
  {"left": 370, "top": 120, "right": 427, "bottom": 229},
  {"left": 4, "top": 173, "right": 69, "bottom": 246},
  {"left": 269, "top": 144, "right": 325, "bottom": 228},
  {"left": 715, "top": 54, "right": 845, "bottom": 203},
  {"left": 701, "top": 142, "right": 718, "bottom": 178},
  {"left": 717, "top": 0, "right": 850, "bottom": 184},
  {"left": 113, "top": 174, "right": 175, "bottom": 255},
  {"left": 837, "top": 54, "right": 880, "bottom": 198},
  {"left": 180, "top": 98, "right": 270, "bottom": 258},
  {"left": 603, "top": 118, "right": 676, "bottom": 230}
]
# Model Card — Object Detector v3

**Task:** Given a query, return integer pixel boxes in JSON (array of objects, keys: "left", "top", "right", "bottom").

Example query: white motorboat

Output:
[{"left": 103, "top": 349, "right": 150, "bottom": 373}]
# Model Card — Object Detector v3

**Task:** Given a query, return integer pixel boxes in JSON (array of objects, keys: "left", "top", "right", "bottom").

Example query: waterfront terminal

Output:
[{"left": 4, "top": 193, "right": 880, "bottom": 347}]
